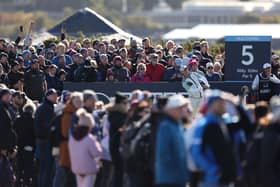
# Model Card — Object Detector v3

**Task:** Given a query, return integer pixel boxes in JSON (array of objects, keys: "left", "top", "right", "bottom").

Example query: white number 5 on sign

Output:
[{"left": 242, "top": 45, "right": 254, "bottom": 66}]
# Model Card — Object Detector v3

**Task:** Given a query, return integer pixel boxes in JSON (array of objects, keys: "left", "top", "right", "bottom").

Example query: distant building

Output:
[
  {"left": 134, "top": 0, "right": 280, "bottom": 28},
  {"left": 162, "top": 24, "right": 280, "bottom": 49}
]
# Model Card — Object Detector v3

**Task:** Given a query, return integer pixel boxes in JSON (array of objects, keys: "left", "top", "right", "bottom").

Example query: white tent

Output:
[{"left": 162, "top": 24, "right": 280, "bottom": 41}]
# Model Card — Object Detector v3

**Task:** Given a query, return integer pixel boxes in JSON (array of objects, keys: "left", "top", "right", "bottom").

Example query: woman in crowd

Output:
[{"left": 131, "top": 63, "right": 151, "bottom": 83}]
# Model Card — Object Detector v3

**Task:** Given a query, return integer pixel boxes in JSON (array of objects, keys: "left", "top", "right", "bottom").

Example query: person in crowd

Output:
[
  {"left": 245, "top": 101, "right": 271, "bottom": 187},
  {"left": 45, "top": 49, "right": 55, "bottom": 63},
  {"left": 57, "top": 92, "right": 83, "bottom": 187},
  {"left": 52, "top": 43, "right": 73, "bottom": 65},
  {"left": 205, "top": 62, "right": 222, "bottom": 81},
  {"left": 22, "top": 50, "right": 32, "bottom": 69},
  {"left": 271, "top": 54, "right": 280, "bottom": 78},
  {"left": 200, "top": 40, "right": 214, "bottom": 68},
  {"left": 131, "top": 63, "right": 151, "bottom": 83},
  {"left": 46, "top": 64, "right": 62, "bottom": 91},
  {"left": 163, "top": 58, "right": 182, "bottom": 81},
  {"left": 34, "top": 89, "right": 58, "bottom": 187},
  {"left": 56, "top": 55, "right": 71, "bottom": 74},
  {"left": 142, "top": 38, "right": 155, "bottom": 56},
  {"left": 83, "top": 89, "right": 98, "bottom": 114},
  {"left": 131, "top": 53, "right": 146, "bottom": 75},
  {"left": 155, "top": 94, "right": 190, "bottom": 187},
  {"left": 7, "top": 61, "right": 24, "bottom": 90},
  {"left": 189, "top": 58, "right": 205, "bottom": 77},
  {"left": 146, "top": 53, "right": 165, "bottom": 82},
  {"left": 156, "top": 49, "right": 167, "bottom": 67},
  {"left": 98, "top": 54, "right": 111, "bottom": 81},
  {"left": 252, "top": 63, "right": 280, "bottom": 102},
  {"left": 259, "top": 96, "right": 280, "bottom": 187},
  {"left": 213, "top": 62, "right": 224, "bottom": 80},
  {"left": 118, "top": 39, "right": 126, "bottom": 51},
  {"left": 0, "top": 88, "right": 17, "bottom": 156},
  {"left": 181, "top": 65, "right": 206, "bottom": 116},
  {"left": 14, "top": 102, "right": 36, "bottom": 187},
  {"left": 187, "top": 41, "right": 201, "bottom": 57},
  {"left": 9, "top": 91, "right": 26, "bottom": 121},
  {"left": 127, "top": 39, "right": 139, "bottom": 60},
  {"left": 74, "top": 58, "right": 98, "bottom": 82},
  {"left": 0, "top": 63, "right": 7, "bottom": 84},
  {"left": 163, "top": 40, "right": 175, "bottom": 58},
  {"left": 68, "top": 53, "right": 84, "bottom": 82},
  {"left": 69, "top": 108, "right": 103, "bottom": 187},
  {"left": 108, "top": 56, "right": 130, "bottom": 82},
  {"left": 0, "top": 52, "right": 10, "bottom": 73},
  {"left": 190, "top": 91, "right": 237, "bottom": 187},
  {"left": 24, "top": 59, "right": 47, "bottom": 102},
  {"left": 108, "top": 92, "right": 129, "bottom": 187}
]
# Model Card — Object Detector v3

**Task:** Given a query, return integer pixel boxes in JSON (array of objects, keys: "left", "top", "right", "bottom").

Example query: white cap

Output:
[
  {"left": 206, "top": 62, "right": 214, "bottom": 69},
  {"left": 263, "top": 63, "right": 271, "bottom": 69},
  {"left": 165, "top": 94, "right": 190, "bottom": 110},
  {"left": 76, "top": 108, "right": 95, "bottom": 128}
]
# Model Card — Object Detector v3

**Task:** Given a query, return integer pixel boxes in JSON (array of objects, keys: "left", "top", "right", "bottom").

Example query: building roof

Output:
[{"left": 162, "top": 24, "right": 280, "bottom": 40}]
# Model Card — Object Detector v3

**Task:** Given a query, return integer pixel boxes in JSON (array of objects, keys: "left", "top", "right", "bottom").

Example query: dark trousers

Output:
[
  {"left": 35, "top": 140, "right": 53, "bottom": 187},
  {"left": 127, "top": 173, "right": 154, "bottom": 187},
  {"left": 98, "top": 160, "right": 113, "bottom": 187},
  {"left": 15, "top": 149, "right": 35, "bottom": 187},
  {"left": 112, "top": 161, "right": 123, "bottom": 187}
]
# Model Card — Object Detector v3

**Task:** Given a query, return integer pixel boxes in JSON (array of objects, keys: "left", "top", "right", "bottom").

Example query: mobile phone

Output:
[{"left": 19, "top": 25, "right": 23, "bottom": 32}]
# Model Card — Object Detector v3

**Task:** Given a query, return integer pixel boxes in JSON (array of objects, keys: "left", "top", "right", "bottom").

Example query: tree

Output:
[{"left": 237, "top": 13, "right": 260, "bottom": 24}]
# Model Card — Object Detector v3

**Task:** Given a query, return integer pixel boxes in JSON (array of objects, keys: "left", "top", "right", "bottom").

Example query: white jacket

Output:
[{"left": 182, "top": 72, "right": 204, "bottom": 98}]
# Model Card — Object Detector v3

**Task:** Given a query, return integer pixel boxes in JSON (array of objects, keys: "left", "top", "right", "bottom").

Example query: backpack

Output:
[{"left": 120, "top": 114, "right": 152, "bottom": 172}]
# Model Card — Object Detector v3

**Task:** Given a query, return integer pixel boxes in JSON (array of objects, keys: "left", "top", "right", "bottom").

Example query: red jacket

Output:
[
  {"left": 131, "top": 73, "right": 151, "bottom": 83},
  {"left": 146, "top": 63, "right": 165, "bottom": 82}
]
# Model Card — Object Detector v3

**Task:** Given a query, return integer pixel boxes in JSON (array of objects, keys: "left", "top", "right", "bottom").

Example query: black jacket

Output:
[
  {"left": 260, "top": 122, "right": 280, "bottom": 187},
  {"left": 108, "top": 104, "right": 128, "bottom": 165},
  {"left": 14, "top": 112, "right": 35, "bottom": 148},
  {"left": 0, "top": 102, "right": 17, "bottom": 151},
  {"left": 34, "top": 99, "right": 55, "bottom": 140}
]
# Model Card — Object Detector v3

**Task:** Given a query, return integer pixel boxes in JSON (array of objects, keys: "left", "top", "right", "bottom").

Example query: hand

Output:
[{"left": 29, "top": 21, "right": 35, "bottom": 32}]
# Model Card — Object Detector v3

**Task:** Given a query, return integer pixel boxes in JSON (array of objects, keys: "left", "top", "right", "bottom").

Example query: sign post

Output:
[{"left": 224, "top": 36, "right": 271, "bottom": 82}]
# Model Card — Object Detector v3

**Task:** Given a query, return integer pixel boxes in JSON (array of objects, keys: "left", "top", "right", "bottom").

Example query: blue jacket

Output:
[
  {"left": 191, "top": 114, "right": 236, "bottom": 184},
  {"left": 155, "top": 115, "right": 189, "bottom": 185}
]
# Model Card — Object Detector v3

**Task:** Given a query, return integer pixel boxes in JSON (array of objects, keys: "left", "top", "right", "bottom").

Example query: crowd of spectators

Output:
[{"left": 0, "top": 22, "right": 230, "bottom": 101}]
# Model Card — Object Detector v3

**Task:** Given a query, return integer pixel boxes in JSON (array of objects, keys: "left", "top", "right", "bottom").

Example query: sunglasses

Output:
[{"left": 207, "top": 67, "right": 213, "bottom": 69}]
